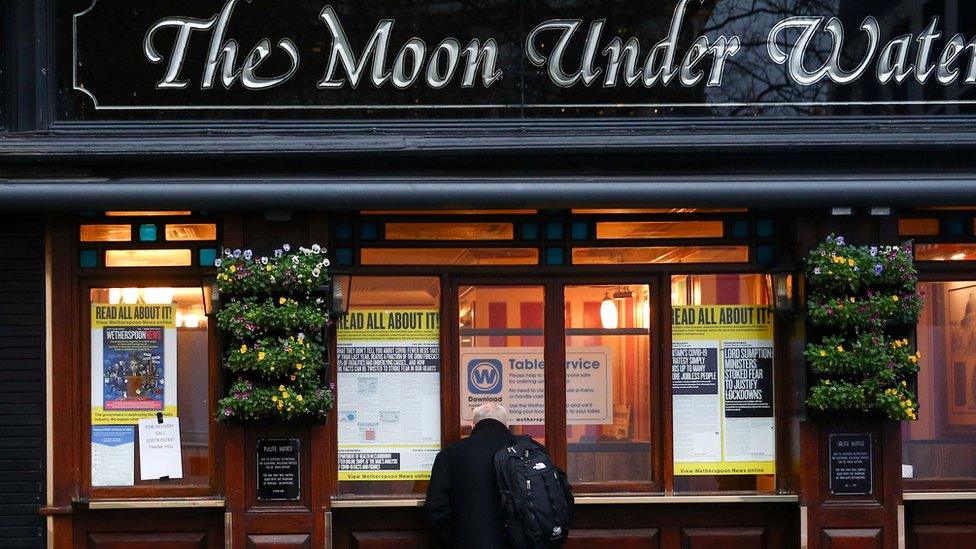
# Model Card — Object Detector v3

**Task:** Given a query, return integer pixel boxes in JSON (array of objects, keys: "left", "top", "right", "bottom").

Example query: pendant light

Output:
[{"left": 600, "top": 293, "right": 618, "bottom": 329}]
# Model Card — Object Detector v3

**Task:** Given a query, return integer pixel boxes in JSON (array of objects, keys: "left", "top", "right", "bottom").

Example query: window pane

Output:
[
  {"left": 105, "top": 249, "right": 192, "bottom": 267},
  {"left": 80, "top": 224, "right": 131, "bottom": 242},
  {"left": 459, "top": 286, "right": 545, "bottom": 445},
  {"left": 573, "top": 209, "right": 747, "bottom": 214},
  {"left": 565, "top": 284, "right": 652, "bottom": 485},
  {"left": 165, "top": 223, "right": 217, "bottom": 241},
  {"left": 336, "top": 276, "right": 441, "bottom": 497},
  {"left": 903, "top": 282, "right": 976, "bottom": 482},
  {"left": 915, "top": 244, "right": 976, "bottom": 261},
  {"left": 89, "top": 287, "right": 210, "bottom": 488},
  {"left": 596, "top": 221, "right": 724, "bottom": 239},
  {"left": 573, "top": 246, "right": 748, "bottom": 264},
  {"left": 385, "top": 222, "right": 514, "bottom": 240},
  {"left": 361, "top": 248, "right": 538, "bottom": 265},
  {"left": 105, "top": 211, "right": 192, "bottom": 217},
  {"left": 670, "top": 274, "right": 776, "bottom": 493},
  {"left": 898, "top": 218, "right": 940, "bottom": 236}
]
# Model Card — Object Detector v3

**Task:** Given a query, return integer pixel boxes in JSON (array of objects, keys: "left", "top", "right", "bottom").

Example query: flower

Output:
[
  {"left": 847, "top": 258, "right": 855, "bottom": 267},
  {"left": 279, "top": 297, "right": 287, "bottom": 305},
  {"left": 836, "top": 345, "right": 844, "bottom": 353},
  {"left": 274, "top": 249, "right": 283, "bottom": 258},
  {"left": 813, "top": 267, "right": 821, "bottom": 275},
  {"left": 243, "top": 249, "right": 253, "bottom": 260},
  {"left": 282, "top": 243, "right": 291, "bottom": 252},
  {"left": 296, "top": 394, "right": 304, "bottom": 402},
  {"left": 233, "top": 249, "right": 242, "bottom": 258},
  {"left": 819, "top": 350, "right": 826, "bottom": 357},
  {"left": 229, "top": 264, "right": 237, "bottom": 273},
  {"left": 322, "top": 259, "right": 331, "bottom": 267},
  {"left": 870, "top": 246, "right": 878, "bottom": 256},
  {"left": 295, "top": 363, "right": 303, "bottom": 370},
  {"left": 279, "top": 384, "right": 285, "bottom": 391},
  {"left": 849, "top": 297, "right": 855, "bottom": 303},
  {"left": 312, "top": 244, "right": 321, "bottom": 253},
  {"left": 312, "top": 268, "right": 321, "bottom": 277},
  {"left": 214, "top": 258, "right": 222, "bottom": 267},
  {"left": 836, "top": 236, "right": 845, "bottom": 246},
  {"left": 239, "top": 344, "right": 248, "bottom": 353},
  {"left": 261, "top": 256, "right": 269, "bottom": 265},
  {"left": 873, "top": 264, "right": 883, "bottom": 275},
  {"left": 258, "top": 351, "right": 266, "bottom": 361},
  {"left": 892, "top": 295, "right": 900, "bottom": 302}
]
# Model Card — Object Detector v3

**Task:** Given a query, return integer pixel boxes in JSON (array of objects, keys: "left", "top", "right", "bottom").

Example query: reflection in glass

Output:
[
  {"left": 565, "top": 284, "right": 652, "bottom": 485},
  {"left": 903, "top": 282, "right": 976, "bottom": 482},
  {"left": 459, "top": 286, "right": 546, "bottom": 445}
]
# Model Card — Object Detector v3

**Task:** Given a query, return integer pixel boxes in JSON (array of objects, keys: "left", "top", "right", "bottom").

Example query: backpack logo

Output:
[
  {"left": 533, "top": 462, "right": 547, "bottom": 470},
  {"left": 468, "top": 359, "right": 502, "bottom": 394}
]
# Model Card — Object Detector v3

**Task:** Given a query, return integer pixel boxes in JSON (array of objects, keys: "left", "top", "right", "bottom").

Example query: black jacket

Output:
[{"left": 423, "top": 418, "right": 513, "bottom": 549}]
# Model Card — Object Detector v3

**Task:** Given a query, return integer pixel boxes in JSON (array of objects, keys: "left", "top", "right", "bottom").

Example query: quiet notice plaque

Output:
[
  {"left": 828, "top": 433, "right": 873, "bottom": 496},
  {"left": 256, "top": 438, "right": 301, "bottom": 501}
]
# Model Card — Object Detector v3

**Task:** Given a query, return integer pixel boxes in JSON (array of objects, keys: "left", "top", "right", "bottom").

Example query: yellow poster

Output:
[
  {"left": 336, "top": 309, "right": 441, "bottom": 481},
  {"left": 671, "top": 305, "right": 775, "bottom": 476},
  {"left": 90, "top": 304, "right": 178, "bottom": 425}
]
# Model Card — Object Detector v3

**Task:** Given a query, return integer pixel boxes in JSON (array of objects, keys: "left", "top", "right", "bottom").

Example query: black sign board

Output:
[
  {"left": 59, "top": 0, "right": 976, "bottom": 120},
  {"left": 828, "top": 433, "right": 873, "bottom": 496},
  {"left": 256, "top": 438, "right": 301, "bottom": 501}
]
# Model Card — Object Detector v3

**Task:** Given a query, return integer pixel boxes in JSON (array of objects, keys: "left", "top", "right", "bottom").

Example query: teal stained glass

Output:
[
  {"left": 334, "top": 221, "right": 354, "bottom": 241},
  {"left": 80, "top": 250, "right": 97, "bottom": 268},
  {"left": 948, "top": 218, "right": 965, "bottom": 237},
  {"left": 571, "top": 221, "right": 589, "bottom": 240},
  {"left": 139, "top": 224, "right": 157, "bottom": 242},
  {"left": 336, "top": 247, "right": 354, "bottom": 266},
  {"left": 360, "top": 222, "right": 379, "bottom": 240},
  {"left": 546, "top": 247, "right": 565, "bottom": 265},
  {"left": 199, "top": 248, "right": 218, "bottom": 267},
  {"left": 757, "top": 219, "right": 774, "bottom": 238},
  {"left": 546, "top": 222, "right": 563, "bottom": 240},
  {"left": 757, "top": 245, "right": 774, "bottom": 264},
  {"left": 731, "top": 220, "right": 749, "bottom": 238},
  {"left": 520, "top": 222, "right": 539, "bottom": 240}
]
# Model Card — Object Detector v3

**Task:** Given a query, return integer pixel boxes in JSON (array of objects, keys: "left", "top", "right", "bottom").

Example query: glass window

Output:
[
  {"left": 385, "top": 222, "right": 514, "bottom": 240},
  {"left": 88, "top": 287, "right": 211, "bottom": 490},
  {"left": 80, "top": 224, "right": 132, "bottom": 242},
  {"left": 165, "top": 223, "right": 218, "bottom": 241},
  {"left": 670, "top": 274, "right": 775, "bottom": 493},
  {"left": 105, "top": 249, "right": 193, "bottom": 267},
  {"left": 458, "top": 286, "right": 546, "bottom": 445},
  {"left": 903, "top": 281, "right": 976, "bottom": 482},
  {"left": 336, "top": 276, "right": 441, "bottom": 497},
  {"left": 595, "top": 221, "right": 724, "bottom": 239},
  {"left": 361, "top": 248, "right": 538, "bottom": 265},
  {"left": 564, "top": 284, "right": 652, "bottom": 485},
  {"left": 915, "top": 244, "right": 976, "bottom": 261},
  {"left": 573, "top": 246, "right": 748, "bottom": 264},
  {"left": 898, "top": 218, "right": 940, "bottom": 236}
]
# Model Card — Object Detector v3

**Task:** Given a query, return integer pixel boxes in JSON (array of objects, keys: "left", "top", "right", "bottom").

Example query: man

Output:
[{"left": 423, "top": 403, "right": 515, "bottom": 548}]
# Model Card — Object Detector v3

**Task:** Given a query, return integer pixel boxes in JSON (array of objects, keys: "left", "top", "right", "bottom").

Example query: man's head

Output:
[{"left": 472, "top": 403, "right": 507, "bottom": 428}]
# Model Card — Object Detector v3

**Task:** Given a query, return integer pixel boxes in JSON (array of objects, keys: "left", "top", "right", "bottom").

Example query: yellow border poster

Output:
[
  {"left": 336, "top": 309, "right": 440, "bottom": 481},
  {"left": 671, "top": 305, "right": 775, "bottom": 476}
]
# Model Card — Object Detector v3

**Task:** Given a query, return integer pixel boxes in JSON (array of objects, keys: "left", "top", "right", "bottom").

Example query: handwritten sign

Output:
[{"left": 137, "top": 417, "right": 183, "bottom": 480}]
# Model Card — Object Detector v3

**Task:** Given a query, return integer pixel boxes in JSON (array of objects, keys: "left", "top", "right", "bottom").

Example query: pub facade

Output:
[{"left": 3, "top": 1, "right": 976, "bottom": 548}]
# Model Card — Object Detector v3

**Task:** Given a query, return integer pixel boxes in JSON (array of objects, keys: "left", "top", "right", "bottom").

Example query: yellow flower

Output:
[
  {"left": 277, "top": 401, "right": 283, "bottom": 410},
  {"left": 229, "top": 264, "right": 237, "bottom": 273},
  {"left": 836, "top": 345, "right": 844, "bottom": 353},
  {"left": 279, "top": 297, "right": 286, "bottom": 305},
  {"left": 272, "top": 395, "right": 278, "bottom": 402},
  {"left": 279, "top": 384, "right": 285, "bottom": 391},
  {"left": 282, "top": 392, "right": 290, "bottom": 399},
  {"left": 892, "top": 295, "right": 900, "bottom": 302},
  {"left": 265, "top": 265, "right": 273, "bottom": 272},
  {"left": 847, "top": 259, "right": 854, "bottom": 267},
  {"left": 907, "top": 409, "right": 916, "bottom": 420},
  {"left": 295, "top": 363, "right": 303, "bottom": 370},
  {"left": 240, "top": 344, "right": 248, "bottom": 353},
  {"left": 902, "top": 339, "right": 909, "bottom": 345},
  {"left": 296, "top": 395, "right": 303, "bottom": 402},
  {"left": 849, "top": 297, "right": 855, "bottom": 303},
  {"left": 909, "top": 355, "right": 918, "bottom": 363},
  {"left": 258, "top": 351, "right": 266, "bottom": 361},
  {"left": 916, "top": 351, "right": 922, "bottom": 358},
  {"left": 819, "top": 350, "right": 827, "bottom": 357},
  {"left": 906, "top": 399, "right": 913, "bottom": 406},
  {"left": 901, "top": 380, "right": 908, "bottom": 387}
]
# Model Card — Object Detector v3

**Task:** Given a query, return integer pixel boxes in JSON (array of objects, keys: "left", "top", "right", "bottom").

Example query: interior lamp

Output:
[{"left": 600, "top": 293, "right": 619, "bottom": 329}]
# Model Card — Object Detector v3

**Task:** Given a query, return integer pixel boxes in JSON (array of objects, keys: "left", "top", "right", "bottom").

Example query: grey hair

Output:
[{"left": 472, "top": 403, "right": 507, "bottom": 426}]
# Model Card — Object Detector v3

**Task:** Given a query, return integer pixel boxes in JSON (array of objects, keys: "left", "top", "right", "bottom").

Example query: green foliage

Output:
[
  {"left": 214, "top": 244, "right": 334, "bottom": 423},
  {"left": 803, "top": 235, "right": 921, "bottom": 421}
]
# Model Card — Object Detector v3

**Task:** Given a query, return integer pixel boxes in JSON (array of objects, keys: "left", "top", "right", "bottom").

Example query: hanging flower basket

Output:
[
  {"left": 804, "top": 235, "right": 921, "bottom": 421},
  {"left": 214, "top": 244, "right": 334, "bottom": 423}
]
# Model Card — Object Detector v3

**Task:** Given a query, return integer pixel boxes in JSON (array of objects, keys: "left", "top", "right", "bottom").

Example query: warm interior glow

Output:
[
  {"left": 80, "top": 224, "right": 132, "bottom": 242},
  {"left": 916, "top": 244, "right": 976, "bottom": 261},
  {"left": 141, "top": 287, "right": 175, "bottom": 304},
  {"left": 121, "top": 287, "right": 140, "bottom": 304},
  {"left": 165, "top": 223, "right": 217, "bottom": 241},
  {"left": 898, "top": 218, "right": 940, "bottom": 236},
  {"left": 105, "top": 211, "right": 192, "bottom": 217},
  {"left": 573, "top": 246, "right": 749, "bottom": 265},
  {"left": 385, "top": 222, "right": 514, "bottom": 240},
  {"left": 361, "top": 248, "right": 538, "bottom": 266},
  {"left": 600, "top": 295, "right": 619, "bottom": 329},
  {"left": 105, "top": 249, "right": 193, "bottom": 267},
  {"left": 361, "top": 209, "right": 536, "bottom": 215},
  {"left": 596, "top": 221, "right": 724, "bottom": 239},
  {"left": 572, "top": 208, "right": 747, "bottom": 214}
]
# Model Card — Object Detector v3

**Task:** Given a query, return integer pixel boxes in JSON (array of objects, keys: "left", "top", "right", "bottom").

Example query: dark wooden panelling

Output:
[
  {"left": 566, "top": 528, "right": 660, "bottom": 548},
  {"left": 820, "top": 528, "right": 882, "bottom": 549},
  {"left": 349, "top": 531, "right": 434, "bottom": 549},
  {"left": 86, "top": 532, "right": 207, "bottom": 549},
  {"left": 908, "top": 501, "right": 976, "bottom": 549},
  {"left": 246, "top": 533, "right": 311, "bottom": 549},
  {"left": 0, "top": 216, "right": 44, "bottom": 547},
  {"left": 912, "top": 525, "right": 976, "bottom": 549},
  {"left": 681, "top": 527, "right": 768, "bottom": 549}
]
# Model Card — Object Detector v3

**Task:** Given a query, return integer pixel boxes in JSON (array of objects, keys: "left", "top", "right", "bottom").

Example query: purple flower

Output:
[
  {"left": 836, "top": 236, "right": 845, "bottom": 246},
  {"left": 243, "top": 249, "right": 253, "bottom": 260},
  {"left": 233, "top": 249, "right": 242, "bottom": 258},
  {"left": 813, "top": 267, "right": 821, "bottom": 275},
  {"left": 282, "top": 243, "right": 291, "bottom": 252},
  {"left": 224, "top": 407, "right": 234, "bottom": 416},
  {"left": 870, "top": 246, "right": 878, "bottom": 256},
  {"left": 873, "top": 264, "right": 883, "bottom": 275}
]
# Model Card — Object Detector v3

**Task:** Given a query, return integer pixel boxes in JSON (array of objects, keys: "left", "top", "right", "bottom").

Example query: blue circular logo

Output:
[{"left": 470, "top": 360, "right": 501, "bottom": 392}]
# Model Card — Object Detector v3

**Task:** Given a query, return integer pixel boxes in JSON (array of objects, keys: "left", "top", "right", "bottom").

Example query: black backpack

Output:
[{"left": 493, "top": 436, "right": 574, "bottom": 549}]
